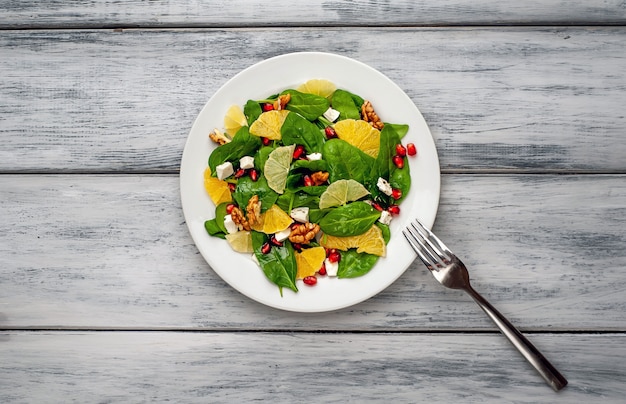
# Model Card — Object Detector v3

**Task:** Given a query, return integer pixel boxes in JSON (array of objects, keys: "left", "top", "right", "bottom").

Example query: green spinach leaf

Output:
[
  {"left": 233, "top": 176, "right": 278, "bottom": 213},
  {"left": 204, "top": 219, "right": 226, "bottom": 239},
  {"left": 319, "top": 201, "right": 380, "bottom": 236},
  {"left": 208, "top": 126, "right": 261, "bottom": 173},
  {"left": 252, "top": 231, "right": 298, "bottom": 295},
  {"left": 281, "top": 89, "right": 329, "bottom": 121},
  {"left": 323, "top": 139, "right": 375, "bottom": 184},
  {"left": 244, "top": 100, "right": 263, "bottom": 125},
  {"left": 337, "top": 250, "right": 379, "bottom": 278},
  {"left": 280, "top": 109, "right": 326, "bottom": 153},
  {"left": 331, "top": 89, "right": 362, "bottom": 120}
]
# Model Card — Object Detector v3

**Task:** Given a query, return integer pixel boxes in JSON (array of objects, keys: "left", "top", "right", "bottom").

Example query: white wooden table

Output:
[{"left": 1, "top": 2, "right": 625, "bottom": 402}]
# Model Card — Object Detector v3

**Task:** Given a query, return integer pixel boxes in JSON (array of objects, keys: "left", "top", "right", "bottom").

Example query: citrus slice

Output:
[
  {"left": 251, "top": 204, "right": 293, "bottom": 234},
  {"left": 223, "top": 105, "right": 248, "bottom": 137},
  {"left": 320, "top": 224, "right": 386, "bottom": 257},
  {"left": 225, "top": 231, "right": 253, "bottom": 253},
  {"left": 333, "top": 119, "right": 380, "bottom": 158},
  {"left": 295, "top": 246, "right": 327, "bottom": 279},
  {"left": 264, "top": 144, "right": 295, "bottom": 194},
  {"left": 296, "top": 79, "right": 336, "bottom": 99},
  {"left": 319, "top": 179, "right": 370, "bottom": 209},
  {"left": 203, "top": 167, "right": 232, "bottom": 205},
  {"left": 249, "top": 110, "right": 289, "bottom": 140}
]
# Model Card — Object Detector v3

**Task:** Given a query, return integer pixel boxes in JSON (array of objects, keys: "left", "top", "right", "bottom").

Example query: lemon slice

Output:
[
  {"left": 295, "top": 246, "right": 327, "bottom": 279},
  {"left": 249, "top": 110, "right": 289, "bottom": 140},
  {"left": 223, "top": 105, "right": 248, "bottom": 137},
  {"left": 264, "top": 144, "right": 295, "bottom": 194},
  {"left": 225, "top": 231, "right": 253, "bottom": 253},
  {"left": 296, "top": 79, "right": 336, "bottom": 99},
  {"left": 203, "top": 167, "right": 232, "bottom": 205},
  {"left": 320, "top": 224, "right": 386, "bottom": 257},
  {"left": 252, "top": 204, "right": 293, "bottom": 234},
  {"left": 333, "top": 119, "right": 380, "bottom": 158},
  {"left": 319, "top": 179, "right": 370, "bottom": 209}
]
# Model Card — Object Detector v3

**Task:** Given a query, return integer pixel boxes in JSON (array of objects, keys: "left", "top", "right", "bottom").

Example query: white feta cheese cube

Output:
[
  {"left": 290, "top": 207, "right": 309, "bottom": 223},
  {"left": 307, "top": 152, "right": 322, "bottom": 161},
  {"left": 323, "top": 107, "right": 340, "bottom": 122},
  {"left": 216, "top": 161, "right": 234, "bottom": 180},
  {"left": 378, "top": 210, "right": 392, "bottom": 225},
  {"left": 239, "top": 156, "right": 255, "bottom": 170},
  {"left": 274, "top": 227, "right": 292, "bottom": 242},
  {"left": 223, "top": 214, "right": 239, "bottom": 234},
  {"left": 324, "top": 258, "right": 339, "bottom": 277},
  {"left": 377, "top": 177, "right": 393, "bottom": 196}
]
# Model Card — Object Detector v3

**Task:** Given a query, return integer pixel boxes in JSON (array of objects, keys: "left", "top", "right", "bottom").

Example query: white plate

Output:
[{"left": 180, "top": 52, "right": 440, "bottom": 312}]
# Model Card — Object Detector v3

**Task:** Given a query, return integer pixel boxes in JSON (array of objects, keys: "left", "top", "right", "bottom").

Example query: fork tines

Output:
[{"left": 402, "top": 219, "right": 450, "bottom": 271}]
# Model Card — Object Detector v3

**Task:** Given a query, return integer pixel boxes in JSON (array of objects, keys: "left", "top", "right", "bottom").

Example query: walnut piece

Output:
[
  {"left": 288, "top": 223, "right": 320, "bottom": 244},
  {"left": 273, "top": 93, "right": 291, "bottom": 110},
  {"left": 310, "top": 171, "right": 329, "bottom": 186},
  {"left": 246, "top": 195, "right": 261, "bottom": 227},
  {"left": 361, "top": 101, "right": 384, "bottom": 130},
  {"left": 230, "top": 206, "right": 250, "bottom": 231},
  {"left": 209, "top": 128, "right": 231, "bottom": 145}
]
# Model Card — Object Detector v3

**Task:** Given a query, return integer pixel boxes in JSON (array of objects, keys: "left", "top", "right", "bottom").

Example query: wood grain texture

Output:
[
  {"left": 0, "top": 28, "right": 625, "bottom": 173},
  {"left": 1, "top": 174, "right": 623, "bottom": 330},
  {"left": 0, "top": 331, "right": 623, "bottom": 403},
  {"left": 1, "top": 0, "right": 626, "bottom": 28}
]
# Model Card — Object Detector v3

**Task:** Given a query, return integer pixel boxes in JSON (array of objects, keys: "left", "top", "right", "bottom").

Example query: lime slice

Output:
[
  {"left": 264, "top": 145, "right": 295, "bottom": 194},
  {"left": 223, "top": 105, "right": 248, "bottom": 137},
  {"left": 319, "top": 179, "right": 370, "bottom": 209},
  {"left": 225, "top": 231, "right": 253, "bottom": 253}
]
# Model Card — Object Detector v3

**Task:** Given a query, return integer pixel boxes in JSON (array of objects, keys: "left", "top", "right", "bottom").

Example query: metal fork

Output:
[{"left": 403, "top": 219, "right": 568, "bottom": 391}]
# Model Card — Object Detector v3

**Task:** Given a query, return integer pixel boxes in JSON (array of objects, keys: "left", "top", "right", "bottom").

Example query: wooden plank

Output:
[
  {"left": 0, "top": 28, "right": 624, "bottom": 173},
  {"left": 0, "top": 331, "right": 623, "bottom": 402},
  {"left": 1, "top": 174, "right": 624, "bottom": 330},
  {"left": 1, "top": 0, "right": 626, "bottom": 28}
]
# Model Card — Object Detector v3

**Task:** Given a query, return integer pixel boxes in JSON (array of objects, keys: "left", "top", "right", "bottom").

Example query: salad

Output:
[{"left": 202, "top": 79, "right": 417, "bottom": 295}]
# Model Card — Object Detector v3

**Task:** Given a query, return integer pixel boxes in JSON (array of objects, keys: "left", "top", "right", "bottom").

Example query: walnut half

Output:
[
  {"left": 361, "top": 101, "right": 384, "bottom": 130},
  {"left": 288, "top": 223, "right": 320, "bottom": 244}
]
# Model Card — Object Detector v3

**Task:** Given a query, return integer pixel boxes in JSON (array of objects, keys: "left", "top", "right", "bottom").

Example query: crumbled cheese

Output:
[
  {"left": 377, "top": 177, "right": 393, "bottom": 196},
  {"left": 379, "top": 210, "right": 392, "bottom": 225},
  {"left": 274, "top": 227, "right": 291, "bottom": 242},
  {"left": 216, "top": 161, "right": 234, "bottom": 180},
  {"left": 323, "top": 107, "right": 340, "bottom": 122},
  {"left": 290, "top": 207, "right": 309, "bottom": 223},
  {"left": 239, "top": 156, "right": 255, "bottom": 170},
  {"left": 325, "top": 258, "right": 339, "bottom": 277},
  {"left": 223, "top": 214, "right": 239, "bottom": 234},
  {"left": 307, "top": 152, "right": 322, "bottom": 161}
]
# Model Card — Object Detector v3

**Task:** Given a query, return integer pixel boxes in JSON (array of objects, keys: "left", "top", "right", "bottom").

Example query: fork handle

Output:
[{"left": 465, "top": 286, "right": 568, "bottom": 391}]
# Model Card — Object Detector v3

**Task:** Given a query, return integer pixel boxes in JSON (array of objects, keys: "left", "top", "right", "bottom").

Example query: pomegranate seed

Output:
[
  {"left": 324, "top": 126, "right": 337, "bottom": 139},
  {"left": 395, "top": 144, "right": 407, "bottom": 157},
  {"left": 303, "top": 276, "right": 317, "bottom": 286},
  {"left": 261, "top": 137, "right": 271, "bottom": 146},
  {"left": 392, "top": 155, "right": 405, "bottom": 169},
  {"left": 328, "top": 251, "right": 341, "bottom": 263},
  {"left": 388, "top": 205, "right": 400, "bottom": 215},
  {"left": 303, "top": 175, "right": 313, "bottom": 187},
  {"left": 249, "top": 169, "right": 259, "bottom": 182},
  {"left": 371, "top": 202, "right": 384, "bottom": 212},
  {"left": 291, "top": 223, "right": 300, "bottom": 230},
  {"left": 234, "top": 168, "right": 246, "bottom": 178},
  {"left": 269, "top": 234, "right": 283, "bottom": 247},
  {"left": 262, "top": 103, "right": 274, "bottom": 112},
  {"left": 293, "top": 145, "right": 306, "bottom": 159},
  {"left": 292, "top": 243, "right": 303, "bottom": 252},
  {"left": 261, "top": 242, "right": 272, "bottom": 254},
  {"left": 391, "top": 188, "right": 402, "bottom": 200},
  {"left": 228, "top": 183, "right": 236, "bottom": 192},
  {"left": 226, "top": 203, "right": 236, "bottom": 214},
  {"left": 326, "top": 248, "right": 336, "bottom": 256},
  {"left": 318, "top": 263, "right": 327, "bottom": 276},
  {"left": 407, "top": 143, "right": 417, "bottom": 156}
]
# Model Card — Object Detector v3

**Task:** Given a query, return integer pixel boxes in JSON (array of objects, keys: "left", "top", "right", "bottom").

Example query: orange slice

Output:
[
  {"left": 203, "top": 167, "right": 232, "bottom": 205},
  {"left": 333, "top": 119, "right": 380, "bottom": 158},
  {"left": 320, "top": 224, "right": 386, "bottom": 257},
  {"left": 296, "top": 79, "right": 336, "bottom": 99},
  {"left": 251, "top": 204, "right": 293, "bottom": 234},
  {"left": 249, "top": 110, "right": 289, "bottom": 140},
  {"left": 295, "top": 246, "right": 327, "bottom": 279},
  {"left": 224, "top": 105, "right": 248, "bottom": 137}
]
